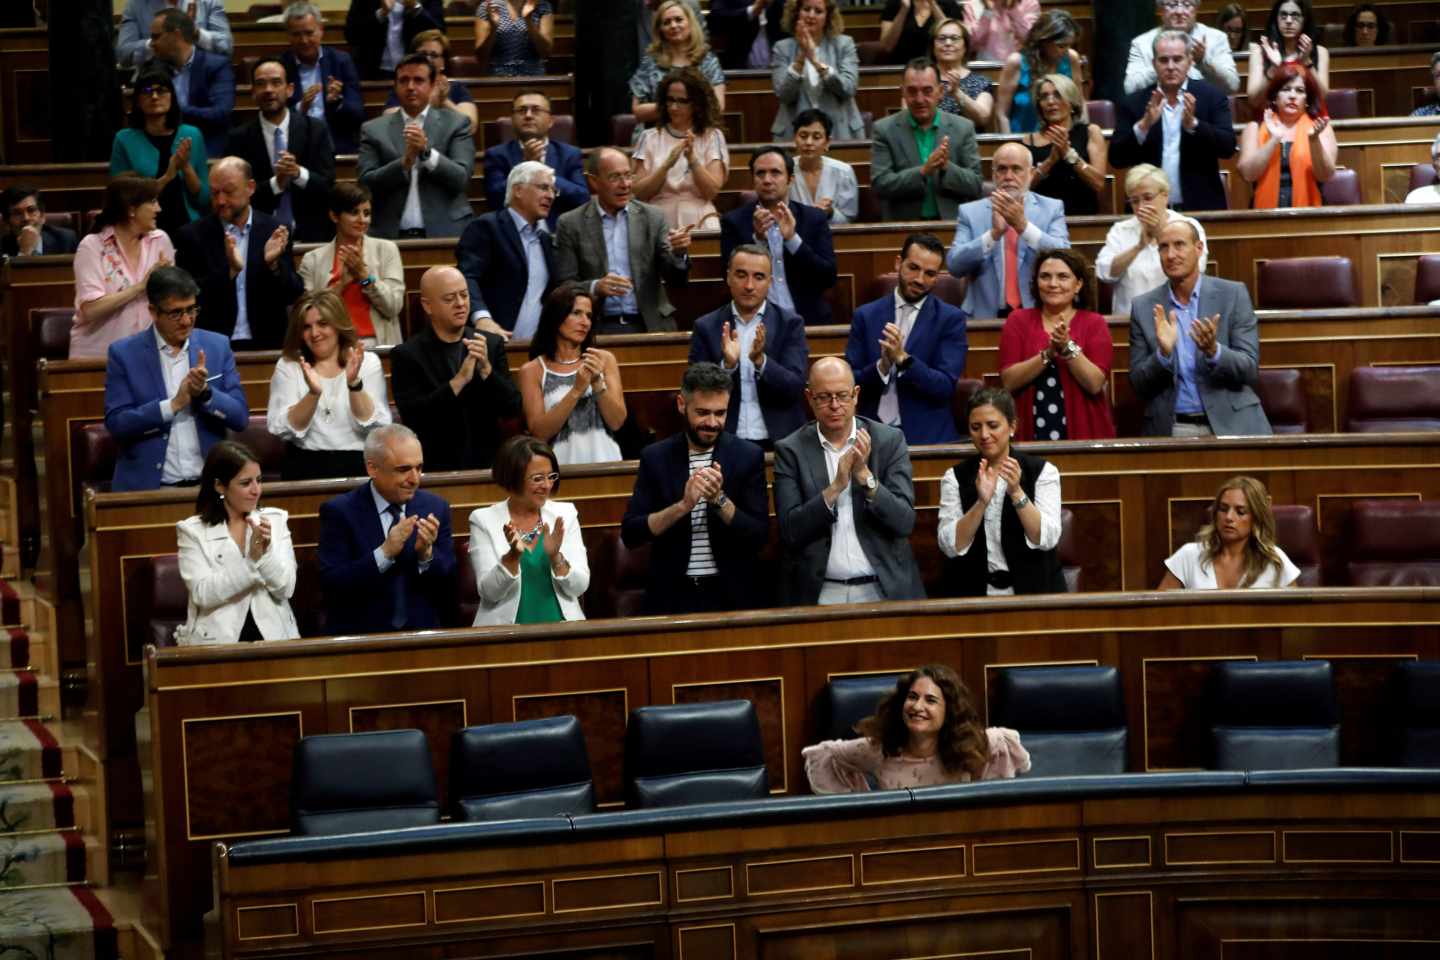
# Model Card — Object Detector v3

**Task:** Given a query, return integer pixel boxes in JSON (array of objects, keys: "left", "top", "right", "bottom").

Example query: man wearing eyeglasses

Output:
[
  {"left": 482, "top": 91, "right": 588, "bottom": 231},
  {"left": 1124, "top": 0, "right": 1239, "bottom": 94},
  {"left": 773, "top": 356, "right": 926, "bottom": 606},
  {"left": 103, "top": 266, "right": 249, "bottom": 492},
  {"left": 456, "top": 161, "right": 559, "bottom": 340}
]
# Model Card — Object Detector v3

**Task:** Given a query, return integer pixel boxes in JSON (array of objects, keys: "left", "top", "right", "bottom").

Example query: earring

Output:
[{"left": 218, "top": 493, "right": 225, "bottom": 500}]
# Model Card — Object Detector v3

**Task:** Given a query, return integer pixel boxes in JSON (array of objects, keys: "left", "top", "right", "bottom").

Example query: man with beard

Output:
[
  {"left": 845, "top": 233, "right": 968, "bottom": 444},
  {"left": 227, "top": 58, "right": 336, "bottom": 243},
  {"left": 620, "top": 362, "right": 770, "bottom": 614}
]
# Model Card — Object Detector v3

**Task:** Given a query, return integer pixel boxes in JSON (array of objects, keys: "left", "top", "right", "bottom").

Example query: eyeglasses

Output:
[
  {"left": 158, "top": 304, "right": 200, "bottom": 321},
  {"left": 1159, "top": 0, "right": 1197, "bottom": 8},
  {"left": 514, "top": 105, "right": 550, "bottom": 115},
  {"left": 138, "top": 85, "right": 171, "bottom": 97},
  {"left": 600, "top": 172, "right": 636, "bottom": 185},
  {"left": 527, "top": 472, "right": 561, "bottom": 485},
  {"left": 665, "top": 96, "right": 692, "bottom": 105},
  {"left": 1276, "top": 11, "right": 1303, "bottom": 20},
  {"left": 810, "top": 391, "right": 855, "bottom": 407},
  {"left": 1355, "top": 21, "right": 1378, "bottom": 30},
  {"left": 934, "top": 34, "right": 963, "bottom": 44}
]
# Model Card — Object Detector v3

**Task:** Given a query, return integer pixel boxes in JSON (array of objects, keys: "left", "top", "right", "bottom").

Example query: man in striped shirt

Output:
[{"left": 621, "top": 363, "right": 771, "bottom": 614}]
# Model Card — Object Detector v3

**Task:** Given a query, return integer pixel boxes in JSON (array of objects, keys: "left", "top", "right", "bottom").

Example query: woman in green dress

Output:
[{"left": 468, "top": 436, "right": 590, "bottom": 625}]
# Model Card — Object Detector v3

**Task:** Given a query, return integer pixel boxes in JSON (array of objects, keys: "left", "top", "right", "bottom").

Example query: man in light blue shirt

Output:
[{"left": 117, "top": 0, "right": 231, "bottom": 67}]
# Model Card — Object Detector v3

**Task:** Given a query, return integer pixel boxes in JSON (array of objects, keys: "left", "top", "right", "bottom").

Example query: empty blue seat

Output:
[
  {"left": 1393, "top": 662, "right": 1440, "bottom": 767},
  {"left": 290, "top": 729, "right": 440, "bottom": 836},
  {"left": 990, "top": 666, "right": 1127, "bottom": 776},
  {"left": 449, "top": 715, "right": 595, "bottom": 821},
  {"left": 624, "top": 700, "right": 768, "bottom": 809},
  {"left": 1210, "top": 661, "right": 1339, "bottom": 770},
  {"left": 821, "top": 674, "right": 903, "bottom": 741}
]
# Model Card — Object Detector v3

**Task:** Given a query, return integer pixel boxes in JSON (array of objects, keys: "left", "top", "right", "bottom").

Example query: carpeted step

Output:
[
  {"left": 0, "top": 721, "right": 63, "bottom": 783},
  {"left": 0, "top": 673, "right": 57, "bottom": 721},
  {"left": 0, "top": 582, "right": 17, "bottom": 628},
  {"left": 0, "top": 886, "right": 118, "bottom": 959},
  {"left": 0, "top": 630, "right": 29, "bottom": 671},
  {"left": 0, "top": 783, "right": 75, "bottom": 834},
  {"left": 0, "top": 831, "right": 88, "bottom": 887}
]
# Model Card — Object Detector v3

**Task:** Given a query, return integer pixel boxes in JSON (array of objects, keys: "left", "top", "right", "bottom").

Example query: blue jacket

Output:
[
  {"left": 317, "top": 482, "right": 457, "bottom": 635},
  {"left": 103, "top": 328, "right": 249, "bottom": 492},
  {"left": 946, "top": 192, "right": 1069, "bottom": 320},
  {"left": 688, "top": 302, "right": 811, "bottom": 441},
  {"left": 482, "top": 138, "right": 589, "bottom": 231},
  {"left": 281, "top": 47, "right": 366, "bottom": 155},
  {"left": 719, "top": 199, "right": 837, "bottom": 326},
  {"left": 845, "top": 294, "right": 969, "bottom": 445},
  {"left": 454, "top": 210, "right": 556, "bottom": 331},
  {"left": 177, "top": 47, "right": 236, "bottom": 159}
]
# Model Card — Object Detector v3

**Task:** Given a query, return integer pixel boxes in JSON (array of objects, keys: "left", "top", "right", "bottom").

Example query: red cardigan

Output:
[{"left": 997, "top": 308, "right": 1116, "bottom": 441}]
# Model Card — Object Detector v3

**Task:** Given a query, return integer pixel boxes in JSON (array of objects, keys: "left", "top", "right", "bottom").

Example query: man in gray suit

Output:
[
  {"left": 1129, "top": 220, "right": 1271, "bottom": 437},
  {"left": 357, "top": 53, "right": 475, "bottom": 240},
  {"left": 554, "top": 147, "right": 692, "bottom": 334},
  {"left": 870, "top": 58, "right": 983, "bottom": 222},
  {"left": 774, "top": 357, "right": 926, "bottom": 606}
]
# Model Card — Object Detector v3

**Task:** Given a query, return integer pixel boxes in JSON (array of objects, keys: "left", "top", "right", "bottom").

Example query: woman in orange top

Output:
[{"left": 1237, "top": 63, "right": 1337, "bottom": 209}]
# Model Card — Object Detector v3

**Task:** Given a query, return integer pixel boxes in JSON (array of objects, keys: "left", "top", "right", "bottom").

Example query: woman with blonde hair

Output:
[
  {"left": 769, "top": 0, "right": 865, "bottom": 141},
  {"left": 995, "top": 9, "right": 1084, "bottom": 133},
  {"left": 1158, "top": 476, "right": 1300, "bottom": 589},
  {"left": 1022, "top": 72, "right": 1106, "bottom": 215},
  {"left": 265, "top": 289, "right": 391, "bottom": 481},
  {"left": 629, "top": 0, "right": 726, "bottom": 129},
  {"left": 1094, "top": 164, "right": 1208, "bottom": 315}
]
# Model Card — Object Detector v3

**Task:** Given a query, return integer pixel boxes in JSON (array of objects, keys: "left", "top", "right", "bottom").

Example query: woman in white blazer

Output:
[
  {"left": 468, "top": 436, "right": 590, "bottom": 626},
  {"left": 174, "top": 442, "right": 300, "bottom": 645},
  {"left": 769, "top": 0, "right": 866, "bottom": 142},
  {"left": 298, "top": 183, "right": 404, "bottom": 346}
]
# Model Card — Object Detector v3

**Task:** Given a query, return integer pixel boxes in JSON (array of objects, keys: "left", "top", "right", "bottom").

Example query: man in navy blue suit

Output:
[
  {"left": 720, "top": 145, "right": 837, "bottom": 326},
  {"left": 482, "top": 91, "right": 588, "bottom": 232},
  {"left": 318, "top": 423, "right": 457, "bottom": 634},
  {"left": 174, "top": 157, "right": 305, "bottom": 350},
  {"left": 621, "top": 363, "right": 771, "bottom": 615},
  {"left": 455, "top": 161, "right": 557, "bottom": 340},
  {"left": 688, "top": 245, "right": 810, "bottom": 448},
  {"left": 846, "top": 233, "right": 968, "bottom": 445},
  {"left": 104, "top": 267, "right": 249, "bottom": 492},
  {"left": 149, "top": 8, "right": 235, "bottom": 159},
  {"left": 281, "top": 2, "right": 366, "bottom": 155}
]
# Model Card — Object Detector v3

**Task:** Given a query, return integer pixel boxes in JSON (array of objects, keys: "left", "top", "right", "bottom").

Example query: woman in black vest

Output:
[{"left": 939, "top": 387, "right": 1065, "bottom": 595}]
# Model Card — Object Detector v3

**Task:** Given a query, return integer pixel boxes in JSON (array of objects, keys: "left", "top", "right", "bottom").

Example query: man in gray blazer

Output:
[
  {"left": 554, "top": 147, "right": 692, "bottom": 334},
  {"left": 1129, "top": 220, "right": 1271, "bottom": 437},
  {"left": 357, "top": 53, "right": 475, "bottom": 240},
  {"left": 774, "top": 357, "right": 926, "bottom": 606},
  {"left": 871, "top": 58, "right": 983, "bottom": 222}
]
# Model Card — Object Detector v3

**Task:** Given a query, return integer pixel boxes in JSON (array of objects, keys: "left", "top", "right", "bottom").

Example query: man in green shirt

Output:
[{"left": 871, "top": 57, "right": 984, "bottom": 222}]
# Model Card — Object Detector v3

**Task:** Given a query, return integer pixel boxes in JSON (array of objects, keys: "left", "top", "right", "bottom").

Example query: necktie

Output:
[
  {"left": 273, "top": 125, "right": 294, "bottom": 229},
  {"left": 876, "top": 303, "right": 913, "bottom": 427},
  {"left": 385, "top": 504, "right": 408, "bottom": 629},
  {"left": 1004, "top": 227, "right": 1022, "bottom": 312}
]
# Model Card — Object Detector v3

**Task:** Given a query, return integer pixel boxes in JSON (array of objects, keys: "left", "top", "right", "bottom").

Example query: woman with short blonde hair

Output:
[{"left": 1094, "top": 164, "right": 1209, "bottom": 315}]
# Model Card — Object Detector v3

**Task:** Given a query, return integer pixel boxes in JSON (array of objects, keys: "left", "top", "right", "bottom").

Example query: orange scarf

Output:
[{"left": 1254, "top": 113, "right": 1320, "bottom": 209}]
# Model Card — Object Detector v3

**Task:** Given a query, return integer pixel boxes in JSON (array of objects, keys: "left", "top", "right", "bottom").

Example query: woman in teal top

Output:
[
  {"left": 468, "top": 436, "right": 590, "bottom": 626},
  {"left": 109, "top": 66, "right": 209, "bottom": 237},
  {"left": 995, "top": 10, "right": 1084, "bottom": 133}
]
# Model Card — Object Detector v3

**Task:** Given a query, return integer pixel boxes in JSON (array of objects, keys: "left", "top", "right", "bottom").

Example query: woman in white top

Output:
[
  {"left": 265, "top": 290, "right": 391, "bottom": 481},
  {"left": 174, "top": 442, "right": 300, "bottom": 645},
  {"left": 298, "top": 183, "right": 404, "bottom": 346},
  {"left": 1094, "top": 164, "right": 1207, "bottom": 317},
  {"left": 789, "top": 108, "right": 861, "bottom": 224},
  {"left": 468, "top": 436, "right": 590, "bottom": 626},
  {"left": 769, "top": 0, "right": 866, "bottom": 142},
  {"left": 1404, "top": 133, "right": 1440, "bottom": 205},
  {"left": 1159, "top": 476, "right": 1301, "bottom": 590},
  {"left": 938, "top": 387, "right": 1066, "bottom": 596},
  {"left": 71, "top": 175, "right": 175, "bottom": 358},
  {"left": 517, "top": 284, "right": 626, "bottom": 466}
]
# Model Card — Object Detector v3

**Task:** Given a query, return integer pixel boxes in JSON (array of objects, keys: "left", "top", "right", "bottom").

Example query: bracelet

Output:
[
  {"left": 1012, "top": 492, "right": 1032, "bottom": 510},
  {"left": 359, "top": 275, "right": 376, "bottom": 288},
  {"left": 347, "top": 379, "right": 364, "bottom": 392}
]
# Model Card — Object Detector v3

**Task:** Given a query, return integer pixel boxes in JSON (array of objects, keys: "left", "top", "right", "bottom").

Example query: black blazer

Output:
[
  {"left": 1, "top": 224, "right": 79, "bottom": 257},
  {"left": 1109, "top": 79, "right": 1236, "bottom": 213},
  {"left": 707, "top": 0, "right": 788, "bottom": 70},
  {"left": 719, "top": 199, "right": 838, "bottom": 326},
  {"left": 174, "top": 208, "right": 305, "bottom": 348},
  {"left": 227, "top": 112, "right": 337, "bottom": 244},
  {"left": 344, "top": 0, "right": 445, "bottom": 80},
  {"left": 281, "top": 47, "right": 366, "bottom": 154},
  {"left": 388, "top": 323, "right": 522, "bottom": 472},
  {"left": 454, "top": 210, "right": 557, "bottom": 332},
  {"left": 620, "top": 431, "right": 771, "bottom": 614}
]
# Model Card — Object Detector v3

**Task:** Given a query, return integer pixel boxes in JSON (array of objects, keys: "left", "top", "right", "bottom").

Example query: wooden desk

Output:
[{"left": 141, "top": 587, "right": 1440, "bottom": 948}]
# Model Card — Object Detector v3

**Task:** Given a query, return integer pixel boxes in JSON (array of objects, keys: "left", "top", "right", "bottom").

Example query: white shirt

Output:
[
  {"left": 1164, "top": 540, "right": 1300, "bottom": 589},
  {"left": 876, "top": 290, "right": 924, "bottom": 426},
  {"left": 1406, "top": 185, "right": 1440, "bottom": 205},
  {"left": 265, "top": 352, "right": 391, "bottom": 452},
  {"left": 369, "top": 482, "right": 430, "bottom": 575},
  {"left": 818, "top": 420, "right": 877, "bottom": 582},
  {"left": 1124, "top": 23, "right": 1240, "bottom": 94},
  {"left": 154, "top": 328, "right": 204, "bottom": 483},
  {"left": 726, "top": 303, "right": 769, "bottom": 441},
  {"left": 259, "top": 111, "right": 310, "bottom": 195},
  {"left": 399, "top": 107, "right": 440, "bottom": 231},
  {"left": 789, "top": 155, "right": 860, "bottom": 225},
  {"left": 937, "top": 461, "right": 1062, "bottom": 596},
  {"left": 685, "top": 448, "right": 719, "bottom": 577},
  {"left": 1094, "top": 212, "right": 1207, "bottom": 316}
]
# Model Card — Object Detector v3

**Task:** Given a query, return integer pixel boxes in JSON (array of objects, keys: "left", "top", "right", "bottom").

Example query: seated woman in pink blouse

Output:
[
  {"left": 804, "top": 664, "right": 1030, "bottom": 793},
  {"left": 72, "top": 175, "right": 175, "bottom": 358}
]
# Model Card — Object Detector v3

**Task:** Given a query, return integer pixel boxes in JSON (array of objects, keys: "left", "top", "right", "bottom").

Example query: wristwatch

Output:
[
  {"left": 359, "top": 275, "right": 376, "bottom": 288},
  {"left": 1064, "top": 148, "right": 1081, "bottom": 165},
  {"left": 711, "top": 493, "right": 729, "bottom": 509},
  {"left": 862, "top": 474, "right": 878, "bottom": 493},
  {"left": 1062, "top": 339, "right": 1081, "bottom": 359},
  {"left": 347, "top": 379, "right": 364, "bottom": 392},
  {"left": 1012, "top": 492, "right": 1032, "bottom": 510}
]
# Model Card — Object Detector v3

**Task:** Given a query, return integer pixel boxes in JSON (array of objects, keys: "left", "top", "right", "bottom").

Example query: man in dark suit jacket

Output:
[
  {"left": 282, "top": 3, "right": 366, "bottom": 154},
  {"left": 688, "top": 244, "right": 810, "bottom": 446},
  {"left": 149, "top": 8, "right": 235, "bottom": 159},
  {"left": 720, "top": 145, "right": 837, "bottom": 326},
  {"left": 174, "top": 157, "right": 305, "bottom": 350},
  {"left": 456, "top": 161, "right": 557, "bottom": 340},
  {"left": 846, "top": 233, "right": 968, "bottom": 445},
  {"left": 390, "top": 266, "right": 522, "bottom": 472},
  {"left": 344, "top": 0, "right": 445, "bottom": 80},
  {"left": 482, "top": 91, "right": 588, "bottom": 232},
  {"left": 707, "top": 0, "right": 788, "bottom": 70},
  {"left": 1109, "top": 31, "right": 1236, "bottom": 212},
  {"left": 621, "top": 362, "right": 771, "bottom": 615},
  {"left": 1, "top": 186, "right": 79, "bottom": 257},
  {"left": 318, "top": 423, "right": 458, "bottom": 634},
  {"left": 773, "top": 357, "right": 926, "bottom": 606},
  {"left": 228, "top": 59, "right": 337, "bottom": 244}
]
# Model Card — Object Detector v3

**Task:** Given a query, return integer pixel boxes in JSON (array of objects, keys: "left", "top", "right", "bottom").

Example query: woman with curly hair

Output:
[
  {"left": 1158, "top": 476, "right": 1300, "bottom": 589},
  {"left": 803, "top": 664, "right": 1030, "bottom": 792},
  {"left": 632, "top": 67, "right": 729, "bottom": 229}
]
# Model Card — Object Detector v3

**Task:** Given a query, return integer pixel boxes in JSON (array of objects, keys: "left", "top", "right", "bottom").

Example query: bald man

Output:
[
  {"left": 945, "top": 142, "right": 1070, "bottom": 320},
  {"left": 389, "top": 265, "right": 522, "bottom": 472},
  {"left": 174, "top": 156, "right": 304, "bottom": 349}
]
